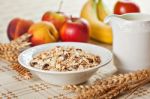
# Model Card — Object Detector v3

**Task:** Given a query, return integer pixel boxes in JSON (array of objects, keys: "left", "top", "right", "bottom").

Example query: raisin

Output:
[
  {"left": 42, "top": 63, "right": 49, "bottom": 70},
  {"left": 30, "top": 62, "right": 37, "bottom": 66}
]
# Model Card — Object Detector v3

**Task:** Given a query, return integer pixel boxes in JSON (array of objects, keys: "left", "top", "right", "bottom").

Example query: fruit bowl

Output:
[{"left": 18, "top": 42, "right": 112, "bottom": 86}]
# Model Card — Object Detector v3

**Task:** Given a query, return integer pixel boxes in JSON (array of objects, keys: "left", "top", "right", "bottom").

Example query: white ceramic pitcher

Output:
[{"left": 105, "top": 13, "right": 150, "bottom": 72}]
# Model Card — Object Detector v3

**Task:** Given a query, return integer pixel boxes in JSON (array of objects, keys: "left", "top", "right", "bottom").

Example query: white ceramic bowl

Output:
[{"left": 18, "top": 42, "right": 112, "bottom": 86}]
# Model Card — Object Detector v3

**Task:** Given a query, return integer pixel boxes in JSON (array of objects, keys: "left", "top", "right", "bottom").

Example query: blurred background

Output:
[{"left": 0, "top": 0, "right": 150, "bottom": 42}]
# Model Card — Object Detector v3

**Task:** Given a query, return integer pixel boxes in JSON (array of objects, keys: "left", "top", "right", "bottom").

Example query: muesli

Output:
[{"left": 30, "top": 46, "right": 101, "bottom": 71}]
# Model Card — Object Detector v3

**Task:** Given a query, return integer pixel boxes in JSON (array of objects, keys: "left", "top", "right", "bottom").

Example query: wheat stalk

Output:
[
  {"left": 99, "top": 77, "right": 150, "bottom": 99},
  {"left": 75, "top": 84, "right": 117, "bottom": 99},
  {"left": 10, "top": 33, "right": 31, "bottom": 44},
  {"left": 0, "top": 51, "right": 19, "bottom": 62},
  {"left": 0, "top": 33, "right": 32, "bottom": 79},
  {"left": 64, "top": 69, "right": 150, "bottom": 99},
  {"left": 64, "top": 83, "right": 117, "bottom": 93},
  {"left": 0, "top": 42, "right": 31, "bottom": 52},
  {"left": 75, "top": 73, "right": 150, "bottom": 99},
  {"left": 64, "top": 69, "right": 150, "bottom": 92},
  {"left": 11, "top": 63, "right": 32, "bottom": 79},
  {"left": 94, "top": 69, "right": 150, "bottom": 86}
]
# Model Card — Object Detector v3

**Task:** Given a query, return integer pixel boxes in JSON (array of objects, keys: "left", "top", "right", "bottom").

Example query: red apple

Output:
[
  {"left": 60, "top": 18, "right": 90, "bottom": 42},
  {"left": 114, "top": 1, "right": 140, "bottom": 15},
  {"left": 7, "top": 18, "right": 33, "bottom": 40},
  {"left": 42, "top": 11, "right": 68, "bottom": 32}
]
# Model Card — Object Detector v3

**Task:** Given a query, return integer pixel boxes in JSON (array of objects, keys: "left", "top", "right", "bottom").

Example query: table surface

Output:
[{"left": 0, "top": 0, "right": 150, "bottom": 98}]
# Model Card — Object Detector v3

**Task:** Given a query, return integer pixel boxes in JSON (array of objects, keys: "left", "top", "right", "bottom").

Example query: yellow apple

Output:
[{"left": 28, "top": 22, "right": 59, "bottom": 46}]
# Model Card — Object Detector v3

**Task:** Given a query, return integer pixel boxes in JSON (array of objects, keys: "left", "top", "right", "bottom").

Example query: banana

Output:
[
  {"left": 80, "top": 0, "right": 112, "bottom": 44},
  {"left": 97, "top": 0, "right": 110, "bottom": 21}
]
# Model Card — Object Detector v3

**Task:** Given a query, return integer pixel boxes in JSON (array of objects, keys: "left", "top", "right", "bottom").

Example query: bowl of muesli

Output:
[{"left": 18, "top": 42, "right": 112, "bottom": 85}]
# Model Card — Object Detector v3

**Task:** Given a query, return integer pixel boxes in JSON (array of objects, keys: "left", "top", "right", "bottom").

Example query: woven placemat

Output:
[{"left": 0, "top": 60, "right": 150, "bottom": 99}]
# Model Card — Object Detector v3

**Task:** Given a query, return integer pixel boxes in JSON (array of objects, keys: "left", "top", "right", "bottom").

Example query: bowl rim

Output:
[{"left": 18, "top": 42, "right": 112, "bottom": 74}]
